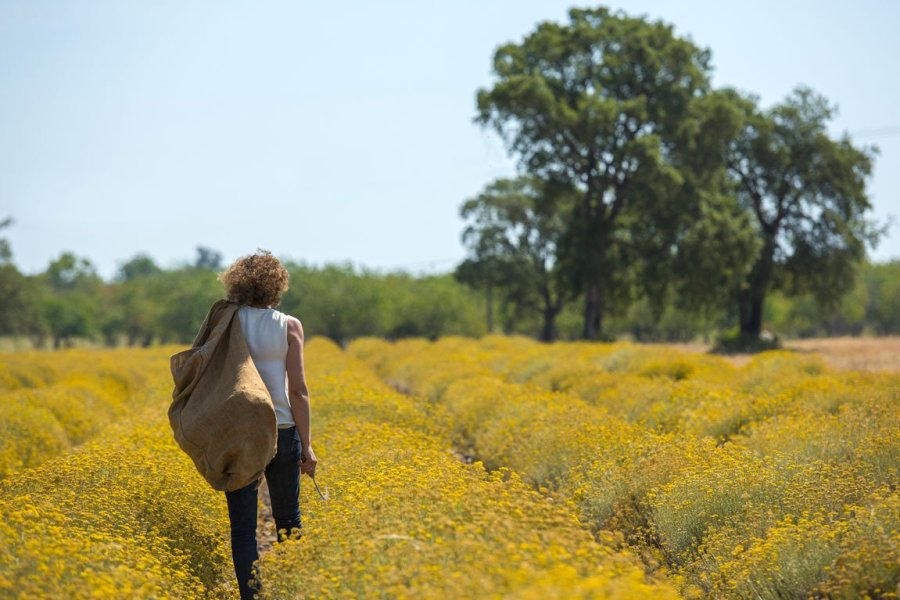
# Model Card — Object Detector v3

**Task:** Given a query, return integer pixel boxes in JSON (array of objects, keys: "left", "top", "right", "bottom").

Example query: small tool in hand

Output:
[
  {"left": 311, "top": 475, "right": 328, "bottom": 501},
  {"left": 301, "top": 451, "right": 328, "bottom": 501}
]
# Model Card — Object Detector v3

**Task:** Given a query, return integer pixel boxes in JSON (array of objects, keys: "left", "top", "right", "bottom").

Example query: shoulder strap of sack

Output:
[{"left": 191, "top": 299, "right": 232, "bottom": 348}]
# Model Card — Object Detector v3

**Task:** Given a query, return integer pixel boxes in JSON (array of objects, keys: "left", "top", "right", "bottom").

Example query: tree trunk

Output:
[
  {"left": 576, "top": 184, "right": 613, "bottom": 341},
  {"left": 738, "top": 292, "right": 764, "bottom": 337},
  {"left": 540, "top": 306, "right": 558, "bottom": 342},
  {"left": 738, "top": 236, "right": 776, "bottom": 338},
  {"left": 582, "top": 284, "right": 603, "bottom": 340}
]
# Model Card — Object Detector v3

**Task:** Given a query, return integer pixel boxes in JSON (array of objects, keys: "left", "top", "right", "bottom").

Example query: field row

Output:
[
  {"left": 0, "top": 349, "right": 167, "bottom": 478},
  {"left": 348, "top": 336, "right": 900, "bottom": 599}
]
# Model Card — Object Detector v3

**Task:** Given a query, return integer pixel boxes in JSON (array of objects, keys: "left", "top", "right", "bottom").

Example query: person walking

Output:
[{"left": 216, "top": 251, "right": 318, "bottom": 599}]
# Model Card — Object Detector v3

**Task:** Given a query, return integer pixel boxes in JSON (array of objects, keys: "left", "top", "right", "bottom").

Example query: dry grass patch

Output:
[{"left": 664, "top": 337, "right": 900, "bottom": 372}]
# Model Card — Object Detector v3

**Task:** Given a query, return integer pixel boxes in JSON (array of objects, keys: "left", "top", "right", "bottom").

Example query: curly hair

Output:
[{"left": 218, "top": 250, "right": 290, "bottom": 308}]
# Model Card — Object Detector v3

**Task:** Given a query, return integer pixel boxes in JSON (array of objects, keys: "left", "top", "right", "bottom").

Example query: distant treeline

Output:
[
  {"left": 0, "top": 242, "right": 897, "bottom": 348},
  {"left": 0, "top": 246, "right": 482, "bottom": 348}
]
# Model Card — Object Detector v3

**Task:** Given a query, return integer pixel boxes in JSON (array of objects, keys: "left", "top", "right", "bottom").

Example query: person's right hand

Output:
[{"left": 300, "top": 445, "right": 318, "bottom": 478}]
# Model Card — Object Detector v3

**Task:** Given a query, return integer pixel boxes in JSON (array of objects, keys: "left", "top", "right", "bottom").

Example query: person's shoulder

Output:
[
  {"left": 283, "top": 314, "right": 304, "bottom": 339},
  {"left": 276, "top": 309, "right": 300, "bottom": 326},
  {"left": 271, "top": 308, "right": 297, "bottom": 322}
]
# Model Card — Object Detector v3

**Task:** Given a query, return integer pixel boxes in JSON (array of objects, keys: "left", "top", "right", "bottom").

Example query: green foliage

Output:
[
  {"left": 152, "top": 269, "right": 222, "bottom": 343},
  {"left": 669, "top": 190, "right": 761, "bottom": 316},
  {"left": 0, "top": 218, "right": 13, "bottom": 264},
  {"left": 39, "top": 292, "right": 98, "bottom": 348},
  {"left": 116, "top": 253, "right": 162, "bottom": 282},
  {"left": 0, "top": 265, "right": 43, "bottom": 338},
  {"left": 43, "top": 252, "right": 101, "bottom": 292},
  {"left": 100, "top": 280, "right": 162, "bottom": 346},
  {"left": 476, "top": 7, "right": 747, "bottom": 339},
  {"left": 470, "top": 8, "right": 882, "bottom": 345},
  {"left": 727, "top": 87, "right": 879, "bottom": 337},
  {"left": 282, "top": 263, "right": 390, "bottom": 343},
  {"left": 606, "top": 296, "right": 726, "bottom": 343},
  {"left": 0, "top": 219, "right": 44, "bottom": 339},
  {"left": 0, "top": 248, "right": 897, "bottom": 347},
  {"left": 456, "top": 177, "right": 573, "bottom": 340},
  {"left": 765, "top": 260, "right": 899, "bottom": 338},
  {"left": 37, "top": 253, "right": 103, "bottom": 347},
  {"left": 384, "top": 273, "right": 484, "bottom": 340},
  {"left": 282, "top": 264, "right": 485, "bottom": 344},
  {"left": 864, "top": 260, "right": 900, "bottom": 334}
]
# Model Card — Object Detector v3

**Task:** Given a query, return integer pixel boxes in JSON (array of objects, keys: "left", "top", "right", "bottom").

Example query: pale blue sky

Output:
[{"left": 2, "top": 1, "right": 898, "bottom": 279}]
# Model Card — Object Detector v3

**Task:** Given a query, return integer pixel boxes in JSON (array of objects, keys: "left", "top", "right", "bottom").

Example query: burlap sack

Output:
[{"left": 169, "top": 300, "right": 277, "bottom": 492}]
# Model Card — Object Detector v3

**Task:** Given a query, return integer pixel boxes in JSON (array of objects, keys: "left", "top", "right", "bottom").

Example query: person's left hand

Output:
[{"left": 300, "top": 445, "right": 318, "bottom": 478}]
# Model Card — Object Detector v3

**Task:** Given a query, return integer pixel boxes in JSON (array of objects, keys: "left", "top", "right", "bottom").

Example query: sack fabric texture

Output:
[{"left": 169, "top": 299, "right": 278, "bottom": 492}]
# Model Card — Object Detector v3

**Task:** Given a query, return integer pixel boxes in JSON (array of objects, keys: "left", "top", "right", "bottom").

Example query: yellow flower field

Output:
[
  {"left": 1, "top": 338, "right": 896, "bottom": 597},
  {"left": 348, "top": 336, "right": 900, "bottom": 599}
]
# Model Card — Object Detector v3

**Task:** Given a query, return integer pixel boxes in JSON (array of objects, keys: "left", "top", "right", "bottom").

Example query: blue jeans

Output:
[{"left": 225, "top": 426, "right": 302, "bottom": 599}]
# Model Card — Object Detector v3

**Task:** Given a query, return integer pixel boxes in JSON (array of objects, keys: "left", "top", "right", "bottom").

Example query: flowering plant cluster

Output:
[
  {"left": 0, "top": 348, "right": 167, "bottom": 477},
  {"left": 0, "top": 348, "right": 232, "bottom": 598}
]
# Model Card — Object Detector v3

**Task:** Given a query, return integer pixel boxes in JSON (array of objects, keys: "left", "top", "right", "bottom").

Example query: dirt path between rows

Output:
[{"left": 257, "top": 478, "right": 278, "bottom": 553}]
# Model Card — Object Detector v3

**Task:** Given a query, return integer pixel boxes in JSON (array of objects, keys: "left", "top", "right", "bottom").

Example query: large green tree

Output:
[
  {"left": 476, "top": 7, "right": 734, "bottom": 338},
  {"left": 456, "top": 177, "right": 572, "bottom": 341},
  {"left": 726, "top": 87, "right": 880, "bottom": 337}
]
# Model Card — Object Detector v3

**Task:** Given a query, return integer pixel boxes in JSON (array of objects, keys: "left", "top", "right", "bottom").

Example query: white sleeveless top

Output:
[{"left": 237, "top": 306, "right": 294, "bottom": 427}]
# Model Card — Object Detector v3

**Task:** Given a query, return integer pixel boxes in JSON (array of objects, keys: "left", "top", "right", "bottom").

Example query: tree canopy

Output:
[{"left": 476, "top": 7, "right": 759, "bottom": 339}]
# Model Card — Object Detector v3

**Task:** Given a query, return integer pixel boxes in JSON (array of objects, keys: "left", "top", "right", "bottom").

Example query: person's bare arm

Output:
[{"left": 286, "top": 317, "right": 317, "bottom": 477}]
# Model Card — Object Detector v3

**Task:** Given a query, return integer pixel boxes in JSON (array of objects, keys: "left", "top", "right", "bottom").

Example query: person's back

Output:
[{"left": 238, "top": 306, "right": 294, "bottom": 428}]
